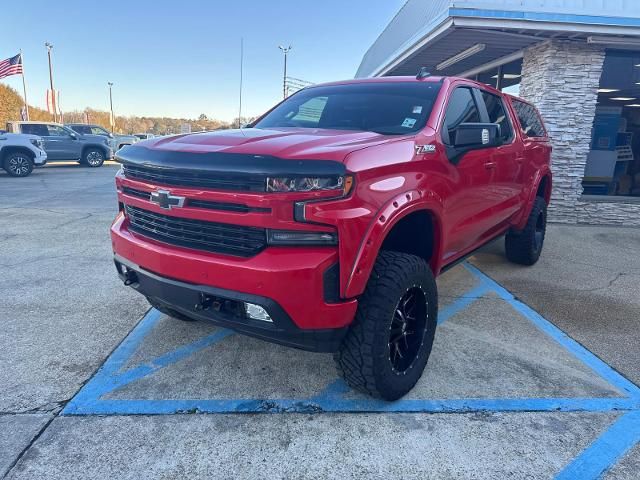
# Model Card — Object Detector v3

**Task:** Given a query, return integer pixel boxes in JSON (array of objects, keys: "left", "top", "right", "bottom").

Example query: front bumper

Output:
[
  {"left": 34, "top": 149, "right": 47, "bottom": 166},
  {"left": 111, "top": 214, "right": 358, "bottom": 352},
  {"left": 114, "top": 255, "right": 349, "bottom": 352}
]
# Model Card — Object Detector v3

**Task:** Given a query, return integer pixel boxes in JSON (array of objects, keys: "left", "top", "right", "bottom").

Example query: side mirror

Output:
[
  {"left": 69, "top": 133, "right": 78, "bottom": 140},
  {"left": 452, "top": 123, "right": 501, "bottom": 149},
  {"left": 108, "top": 133, "right": 114, "bottom": 138}
]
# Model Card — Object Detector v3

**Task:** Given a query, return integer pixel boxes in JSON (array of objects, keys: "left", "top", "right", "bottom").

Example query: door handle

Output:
[
  {"left": 484, "top": 162, "right": 497, "bottom": 169},
  {"left": 515, "top": 156, "right": 524, "bottom": 164}
]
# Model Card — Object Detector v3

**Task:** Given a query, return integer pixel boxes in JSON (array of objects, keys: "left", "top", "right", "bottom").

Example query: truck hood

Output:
[{"left": 138, "top": 127, "right": 398, "bottom": 163}]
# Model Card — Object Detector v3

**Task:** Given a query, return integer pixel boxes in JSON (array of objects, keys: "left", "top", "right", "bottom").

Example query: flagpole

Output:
[
  {"left": 238, "top": 37, "right": 244, "bottom": 129},
  {"left": 19, "top": 50, "right": 29, "bottom": 120}
]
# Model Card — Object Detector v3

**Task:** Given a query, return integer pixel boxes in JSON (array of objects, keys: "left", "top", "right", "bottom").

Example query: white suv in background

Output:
[{"left": 0, "top": 132, "right": 48, "bottom": 177}]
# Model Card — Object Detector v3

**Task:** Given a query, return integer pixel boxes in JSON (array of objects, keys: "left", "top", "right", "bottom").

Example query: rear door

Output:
[
  {"left": 510, "top": 99, "right": 550, "bottom": 177},
  {"left": 478, "top": 89, "right": 525, "bottom": 224}
]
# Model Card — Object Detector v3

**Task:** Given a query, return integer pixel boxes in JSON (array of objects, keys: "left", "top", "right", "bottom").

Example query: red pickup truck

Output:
[{"left": 112, "top": 73, "right": 551, "bottom": 400}]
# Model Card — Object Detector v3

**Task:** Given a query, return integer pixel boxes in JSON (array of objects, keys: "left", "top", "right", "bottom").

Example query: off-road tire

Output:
[
  {"left": 505, "top": 197, "right": 547, "bottom": 266},
  {"left": 3, "top": 152, "right": 34, "bottom": 177},
  {"left": 81, "top": 148, "right": 105, "bottom": 167},
  {"left": 334, "top": 251, "right": 438, "bottom": 400},
  {"left": 146, "top": 297, "right": 197, "bottom": 322}
]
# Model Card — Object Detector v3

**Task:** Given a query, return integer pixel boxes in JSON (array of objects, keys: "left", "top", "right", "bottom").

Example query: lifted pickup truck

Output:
[{"left": 111, "top": 74, "right": 552, "bottom": 399}]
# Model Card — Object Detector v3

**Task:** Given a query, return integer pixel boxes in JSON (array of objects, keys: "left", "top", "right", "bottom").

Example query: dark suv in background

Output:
[{"left": 66, "top": 123, "right": 138, "bottom": 153}]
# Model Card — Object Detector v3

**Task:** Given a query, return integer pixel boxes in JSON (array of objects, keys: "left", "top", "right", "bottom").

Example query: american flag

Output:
[{"left": 0, "top": 54, "right": 23, "bottom": 80}]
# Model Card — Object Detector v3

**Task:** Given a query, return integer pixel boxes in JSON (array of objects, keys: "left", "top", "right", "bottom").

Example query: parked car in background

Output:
[
  {"left": 134, "top": 133, "right": 155, "bottom": 140},
  {"left": 6, "top": 121, "right": 112, "bottom": 167},
  {"left": 66, "top": 123, "right": 138, "bottom": 153},
  {"left": 0, "top": 131, "right": 48, "bottom": 177}
]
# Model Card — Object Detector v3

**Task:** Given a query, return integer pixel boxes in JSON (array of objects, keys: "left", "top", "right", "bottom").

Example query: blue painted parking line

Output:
[
  {"left": 556, "top": 410, "right": 640, "bottom": 480},
  {"left": 62, "top": 262, "right": 640, "bottom": 479}
]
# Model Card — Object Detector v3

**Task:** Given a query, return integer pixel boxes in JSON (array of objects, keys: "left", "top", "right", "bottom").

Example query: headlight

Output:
[
  {"left": 30, "top": 139, "right": 43, "bottom": 149},
  {"left": 267, "top": 229, "right": 337, "bottom": 246},
  {"left": 266, "top": 175, "right": 353, "bottom": 195}
]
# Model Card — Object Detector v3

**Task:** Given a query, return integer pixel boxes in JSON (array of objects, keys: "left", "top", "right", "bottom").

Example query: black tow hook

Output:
[
  {"left": 123, "top": 269, "right": 138, "bottom": 286},
  {"left": 194, "top": 293, "right": 221, "bottom": 312}
]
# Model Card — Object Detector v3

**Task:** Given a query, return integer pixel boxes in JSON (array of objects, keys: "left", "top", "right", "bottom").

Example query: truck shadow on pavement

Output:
[{"left": 63, "top": 262, "right": 640, "bottom": 479}]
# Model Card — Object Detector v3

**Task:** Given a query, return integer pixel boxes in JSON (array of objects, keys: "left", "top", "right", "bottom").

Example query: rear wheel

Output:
[
  {"left": 82, "top": 148, "right": 105, "bottom": 167},
  {"left": 334, "top": 251, "right": 438, "bottom": 400},
  {"left": 3, "top": 152, "right": 34, "bottom": 177},
  {"left": 505, "top": 197, "right": 547, "bottom": 266}
]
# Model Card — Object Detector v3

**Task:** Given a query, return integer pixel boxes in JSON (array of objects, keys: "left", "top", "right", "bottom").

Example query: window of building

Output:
[
  {"left": 583, "top": 50, "right": 640, "bottom": 198},
  {"left": 476, "top": 58, "right": 522, "bottom": 95}
]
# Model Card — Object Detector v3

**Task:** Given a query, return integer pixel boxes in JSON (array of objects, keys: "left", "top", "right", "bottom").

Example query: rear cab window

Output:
[{"left": 511, "top": 99, "right": 547, "bottom": 138}]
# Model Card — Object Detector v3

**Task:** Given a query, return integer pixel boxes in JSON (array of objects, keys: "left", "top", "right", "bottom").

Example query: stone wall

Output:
[
  {"left": 519, "top": 40, "right": 606, "bottom": 224},
  {"left": 575, "top": 200, "right": 640, "bottom": 226}
]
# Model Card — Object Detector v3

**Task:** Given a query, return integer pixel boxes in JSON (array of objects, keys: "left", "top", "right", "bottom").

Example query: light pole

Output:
[
  {"left": 45, "top": 42, "right": 56, "bottom": 122},
  {"left": 278, "top": 45, "right": 291, "bottom": 99},
  {"left": 108, "top": 82, "right": 115, "bottom": 133}
]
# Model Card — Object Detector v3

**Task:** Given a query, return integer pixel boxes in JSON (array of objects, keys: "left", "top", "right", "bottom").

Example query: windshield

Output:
[{"left": 254, "top": 82, "right": 441, "bottom": 135}]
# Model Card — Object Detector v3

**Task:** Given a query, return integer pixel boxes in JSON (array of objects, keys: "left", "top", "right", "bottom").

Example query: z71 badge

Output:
[{"left": 415, "top": 144, "right": 436, "bottom": 154}]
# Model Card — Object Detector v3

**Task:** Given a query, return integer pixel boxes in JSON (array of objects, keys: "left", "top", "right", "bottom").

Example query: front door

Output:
[
  {"left": 440, "top": 86, "right": 498, "bottom": 261},
  {"left": 479, "top": 90, "right": 524, "bottom": 225},
  {"left": 44, "top": 124, "right": 82, "bottom": 160}
]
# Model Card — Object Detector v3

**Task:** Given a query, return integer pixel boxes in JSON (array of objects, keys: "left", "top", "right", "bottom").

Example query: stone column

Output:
[{"left": 519, "top": 40, "right": 605, "bottom": 224}]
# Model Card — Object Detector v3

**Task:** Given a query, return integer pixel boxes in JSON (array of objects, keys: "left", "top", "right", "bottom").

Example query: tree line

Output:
[{"left": 1, "top": 84, "right": 254, "bottom": 134}]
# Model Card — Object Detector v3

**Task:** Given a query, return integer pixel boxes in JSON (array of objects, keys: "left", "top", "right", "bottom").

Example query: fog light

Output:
[{"left": 245, "top": 303, "right": 273, "bottom": 322}]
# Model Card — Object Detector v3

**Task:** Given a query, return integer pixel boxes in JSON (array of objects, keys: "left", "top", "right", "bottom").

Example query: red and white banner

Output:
[{"left": 46, "top": 89, "right": 61, "bottom": 115}]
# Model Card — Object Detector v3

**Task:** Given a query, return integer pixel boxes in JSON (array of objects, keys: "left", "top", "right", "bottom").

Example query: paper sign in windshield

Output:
[{"left": 402, "top": 118, "right": 417, "bottom": 128}]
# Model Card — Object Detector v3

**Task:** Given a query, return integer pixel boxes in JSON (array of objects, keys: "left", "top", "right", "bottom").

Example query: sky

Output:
[{"left": 2, "top": 1, "right": 405, "bottom": 122}]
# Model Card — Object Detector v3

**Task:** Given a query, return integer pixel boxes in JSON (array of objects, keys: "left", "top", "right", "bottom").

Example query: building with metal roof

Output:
[{"left": 358, "top": 1, "right": 640, "bottom": 225}]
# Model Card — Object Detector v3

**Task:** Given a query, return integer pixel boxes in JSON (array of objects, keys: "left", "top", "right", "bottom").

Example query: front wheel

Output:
[
  {"left": 505, "top": 197, "right": 547, "bottom": 266},
  {"left": 82, "top": 148, "right": 105, "bottom": 167},
  {"left": 334, "top": 251, "right": 438, "bottom": 400},
  {"left": 3, "top": 152, "right": 34, "bottom": 177}
]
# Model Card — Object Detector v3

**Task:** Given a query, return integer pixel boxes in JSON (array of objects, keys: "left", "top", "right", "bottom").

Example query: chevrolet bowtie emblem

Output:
[{"left": 150, "top": 190, "right": 186, "bottom": 210}]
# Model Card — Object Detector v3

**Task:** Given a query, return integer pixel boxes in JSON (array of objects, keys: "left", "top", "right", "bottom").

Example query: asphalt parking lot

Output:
[{"left": 1, "top": 164, "right": 640, "bottom": 479}]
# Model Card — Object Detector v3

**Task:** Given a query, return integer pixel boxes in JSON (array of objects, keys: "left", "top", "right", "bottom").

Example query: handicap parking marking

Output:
[{"left": 62, "top": 262, "right": 640, "bottom": 479}]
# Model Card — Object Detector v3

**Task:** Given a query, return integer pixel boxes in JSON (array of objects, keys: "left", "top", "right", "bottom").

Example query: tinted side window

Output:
[
  {"left": 22, "top": 124, "right": 49, "bottom": 136},
  {"left": 443, "top": 88, "right": 480, "bottom": 144},
  {"left": 512, "top": 100, "right": 546, "bottom": 137},
  {"left": 91, "top": 126, "right": 108, "bottom": 136},
  {"left": 47, "top": 125, "right": 68, "bottom": 136},
  {"left": 481, "top": 91, "right": 512, "bottom": 142}
]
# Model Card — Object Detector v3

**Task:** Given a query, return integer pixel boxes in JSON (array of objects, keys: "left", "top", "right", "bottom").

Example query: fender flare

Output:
[
  {"left": 515, "top": 167, "right": 552, "bottom": 230},
  {"left": 343, "top": 189, "right": 444, "bottom": 299}
]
